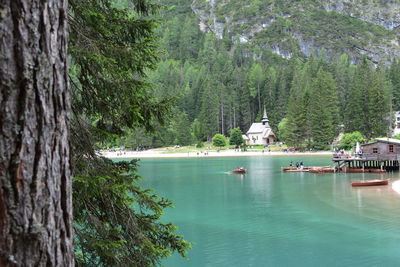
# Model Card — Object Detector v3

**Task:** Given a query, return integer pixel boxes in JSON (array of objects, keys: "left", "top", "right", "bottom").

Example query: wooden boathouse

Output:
[{"left": 333, "top": 138, "right": 400, "bottom": 172}]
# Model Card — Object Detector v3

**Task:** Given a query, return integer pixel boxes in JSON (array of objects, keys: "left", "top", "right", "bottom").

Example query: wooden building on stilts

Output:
[{"left": 333, "top": 138, "right": 400, "bottom": 172}]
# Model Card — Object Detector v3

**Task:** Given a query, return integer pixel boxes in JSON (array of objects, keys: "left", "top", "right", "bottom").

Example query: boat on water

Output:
[
  {"left": 351, "top": 179, "right": 389, "bottom": 187},
  {"left": 282, "top": 167, "right": 312, "bottom": 172},
  {"left": 282, "top": 166, "right": 335, "bottom": 173},
  {"left": 368, "top": 169, "right": 387, "bottom": 173},
  {"left": 309, "top": 167, "right": 337, "bottom": 173},
  {"left": 232, "top": 167, "right": 246, "bottom": 174}
]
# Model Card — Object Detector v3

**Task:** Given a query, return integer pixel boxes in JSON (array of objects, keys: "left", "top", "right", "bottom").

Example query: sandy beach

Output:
[{"left": 101, "top": 149, "right": 333, "bottom": 159}]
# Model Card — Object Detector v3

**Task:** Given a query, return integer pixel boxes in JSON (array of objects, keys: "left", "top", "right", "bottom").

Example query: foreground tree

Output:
[
  {"left": 0, "top": 0, "right": 73, "bottom": 265},
  {"left": 73, "top": 160, "right": 189, "bottom": 265},
  {"left": 68, "top": 0, "right": 190, "bottom": 264}
]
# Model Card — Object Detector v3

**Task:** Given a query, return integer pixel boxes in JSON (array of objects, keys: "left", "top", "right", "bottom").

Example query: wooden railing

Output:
[
  {"left": 333, "top": 153, "right": 400, "bottom": 161},
  {"left": 361, "top": 153, "right": 400, "bottom": 161}
]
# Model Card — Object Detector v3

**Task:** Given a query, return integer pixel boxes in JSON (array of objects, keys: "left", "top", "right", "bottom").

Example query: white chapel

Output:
[{"left": 244, "top": 109, "right": 276, "bottom": 145}]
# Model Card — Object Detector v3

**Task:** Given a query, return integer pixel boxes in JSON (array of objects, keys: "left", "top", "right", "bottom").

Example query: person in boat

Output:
[
  {"left": 236, "top": 167, "right": 245, "bottom": 172},
  {"left": 300, "top": 160, "right": 304, "bottom": 170},
  {"left": 296, "top": 162, "right": 299, "bottom": 168},
  {"left": 289, "top": 161, "right": 293, "bottom": 167}
]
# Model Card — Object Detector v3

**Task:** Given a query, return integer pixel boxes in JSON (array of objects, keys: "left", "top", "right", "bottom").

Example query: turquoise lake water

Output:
[{"left": 137, "top": 156, "right": 400, "bottom": 267}]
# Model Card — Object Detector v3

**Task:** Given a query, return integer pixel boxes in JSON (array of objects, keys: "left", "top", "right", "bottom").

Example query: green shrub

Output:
[
  {"left": 212, "top": 134, "right": 227, "bottom": 147},
  {"left": 196, "top": 142, "right": 204, "bottom": 148},
  {"left": 339, "top": 131, "right": 365, "bottom": 150}
]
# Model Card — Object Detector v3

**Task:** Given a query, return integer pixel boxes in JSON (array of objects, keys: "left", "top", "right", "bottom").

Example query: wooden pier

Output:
[{"left": 333, "top": 138, "right": 400, "bottom": 172}]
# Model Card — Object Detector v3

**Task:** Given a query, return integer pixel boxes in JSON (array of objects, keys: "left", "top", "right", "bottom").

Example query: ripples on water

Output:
[{"left": 137, "top": 156, "right": 400, "bottom": 267}]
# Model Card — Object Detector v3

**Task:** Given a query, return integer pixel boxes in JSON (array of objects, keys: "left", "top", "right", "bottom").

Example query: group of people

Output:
[
  {"left": 333, "top": 147, "right": 363, "bottom": 158},
  {"left": 289, "top": 160, "right": 304, "bottom": 169},
  {"left": 334, "top": 147, "right": 346, "bottom": 155}
]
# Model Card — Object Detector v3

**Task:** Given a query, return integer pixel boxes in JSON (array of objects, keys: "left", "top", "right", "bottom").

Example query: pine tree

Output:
[
  {"left": 69, "top": 0, "right": 191, "bottom": 264},
  {"left": 179, "top": 16, "right": 202, "bottom": 60},
  {"left": 367, "top": 67, "right": 392, "bottom": 138},
  {"left": 285, "top": 61, "right": 311, "bottom": 148},
  {"left": 233, "top": 67, "right": 253, "bottom": 130},
  {"left": 174, "top": 110, "right": 193, "bottom": 145},
  {"left": 264, "top": 66, "right": 277, "bottom": 114},
  {"left": 247, "top": 63, "right": 265, "bottom": 115},
  {"left": 333, "top": 54, "right": 351, "bottom": 120},
  {"left": 309, "top": 69, "right": 339, "bottom": 149},
  {"left": 389, "top": 60, "right": 400, "bottom": 111},
  {"left": 198, "top": 78, "right": 220, "bottom": 141},
  {"left": 344, "top": 59, "right": 370, "bottom": 133},
  {"left": 199, "top": 33, "right": 217, "bottom": 72}
]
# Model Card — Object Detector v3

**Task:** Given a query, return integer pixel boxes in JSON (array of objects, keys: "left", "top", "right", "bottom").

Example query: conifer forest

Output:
[{"left": 118, "top": 0, "right": 400, "bottom": 151}]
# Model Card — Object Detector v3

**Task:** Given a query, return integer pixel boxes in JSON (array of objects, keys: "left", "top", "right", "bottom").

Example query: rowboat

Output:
[
  {"left": 309, "top": 167, "right": 336, "bottom": 173},
  {"left": 351, "top": 179, "right": 389, "bottom": 187},
  {"left": 282, "top": 166, "right": 334, "bottom": 172},
  {"left": 232, "top": 167, "right": 246, "bottom": 174},
  {"left": 367, "top": 169, "right": 387, "bottom": 173},
  {"left": 282, "top": 167, "right": 312, "bottom": 172}
]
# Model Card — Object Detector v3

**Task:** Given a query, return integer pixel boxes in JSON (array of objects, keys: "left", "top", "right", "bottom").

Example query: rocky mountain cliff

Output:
[{"left": 191, "top": 0, "right": 400, "bottom": 63}]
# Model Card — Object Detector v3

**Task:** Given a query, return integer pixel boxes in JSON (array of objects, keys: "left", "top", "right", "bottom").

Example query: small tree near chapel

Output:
[
  {"left": 229, "top": 128, "right": 244, "bottom": 148},
  {"left": 212, "top": 134, "right": 227, "bottom": 148}
]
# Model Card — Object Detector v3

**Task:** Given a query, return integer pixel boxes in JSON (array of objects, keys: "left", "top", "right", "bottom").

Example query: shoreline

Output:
[{"left": 101, "top": 150, "right": 333, "bottom": 159}]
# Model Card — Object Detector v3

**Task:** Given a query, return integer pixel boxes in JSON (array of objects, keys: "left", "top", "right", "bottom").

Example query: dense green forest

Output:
[{"left": 110, "top": 0, "right": 400, "bottom": 151}]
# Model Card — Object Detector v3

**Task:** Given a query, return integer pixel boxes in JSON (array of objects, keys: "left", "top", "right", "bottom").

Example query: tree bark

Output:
[{"left": 0, "top": 0, "right": 73, "bottom": 266}]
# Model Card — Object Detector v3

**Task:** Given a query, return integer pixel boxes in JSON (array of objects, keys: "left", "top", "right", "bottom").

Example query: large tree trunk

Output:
[{"left": 0, "top": 0, "right": 73, "bottom": 266}]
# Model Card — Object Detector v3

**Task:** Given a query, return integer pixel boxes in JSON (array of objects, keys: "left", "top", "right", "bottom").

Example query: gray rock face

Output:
[
  {"left": 323, "top": 0, "right": 400, "bottom": 30},
  {"left": 191, "top": 0, "right": 400, "bottom": 63}
]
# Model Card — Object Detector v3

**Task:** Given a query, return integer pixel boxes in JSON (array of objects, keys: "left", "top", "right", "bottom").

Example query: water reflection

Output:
[
  {"left": 137, "top": 157, "right": 400, "bottom": 267},
  {"left": 356, "top": 189, "right": 362, "bottom": 209},
  {"left": 246, "top": 157, "right": 274, "bottom": 205},
  {"left": 234, "top": 173, "right": 245, "bottom": 182},
  {"left": 392, "top": 180, "right": 400, "bottom": 194}
]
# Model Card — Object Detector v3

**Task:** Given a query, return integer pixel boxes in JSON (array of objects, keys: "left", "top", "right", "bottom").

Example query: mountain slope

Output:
[{"left": 192, "top": 0, "right": 400, "bottom": 63}]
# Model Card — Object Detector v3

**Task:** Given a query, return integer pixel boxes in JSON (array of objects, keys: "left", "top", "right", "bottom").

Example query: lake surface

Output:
[{"left": 137, "top": 156, "right": 400, "bottom": 267}]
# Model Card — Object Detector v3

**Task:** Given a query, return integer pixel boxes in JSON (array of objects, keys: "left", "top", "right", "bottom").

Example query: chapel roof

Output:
[
  {"left": 247, "top": 123, "right": 265, "bottom": 134},
  {"left": 246, "top": 123, "right": 275, "bottom": 137}
]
